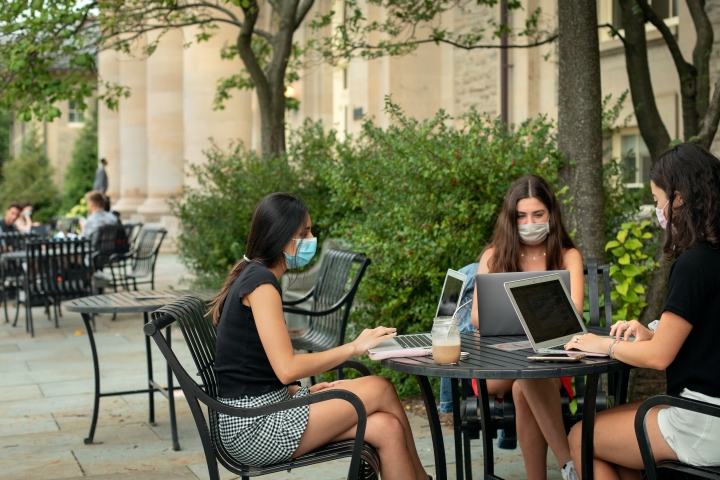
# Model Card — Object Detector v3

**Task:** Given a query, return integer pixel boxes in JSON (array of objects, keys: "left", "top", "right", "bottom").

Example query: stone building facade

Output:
[{"left": 9, "top": 0, "right": 720, "bottom": 247}]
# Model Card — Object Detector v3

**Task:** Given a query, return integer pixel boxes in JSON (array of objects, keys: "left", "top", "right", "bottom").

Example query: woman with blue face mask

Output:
[{"left": 209, "top": 192, "right": 430, "bottom": 480}]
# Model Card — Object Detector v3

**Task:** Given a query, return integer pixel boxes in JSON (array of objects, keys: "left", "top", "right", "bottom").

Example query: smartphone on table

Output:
[{"left": 527, "top": 353, "right": 587, "bottom": 362}]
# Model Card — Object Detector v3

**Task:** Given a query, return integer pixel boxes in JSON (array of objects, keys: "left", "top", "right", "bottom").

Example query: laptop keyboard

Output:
[
  {"left": 396, "top": 334, "right": 432, "bottom": 349},
  {"left": 545, "top": 344, "right": 567, "bottom": 351}
]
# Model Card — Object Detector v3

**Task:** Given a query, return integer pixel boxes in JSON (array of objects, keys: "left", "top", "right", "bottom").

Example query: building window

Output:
[
  {"left": 617, "top": 132, "right": 653, "bottom": 202},
  {"left": 68, "top": 101, "right": 84, "bottom": 124}
]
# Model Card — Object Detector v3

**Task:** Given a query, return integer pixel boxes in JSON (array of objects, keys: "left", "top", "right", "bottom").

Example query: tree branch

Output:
[
  {"left": 637, "top": 0, "right": 698, "bottom": 140},
  {"left": 237, "top": 1, "right": 270, "bottom": 97},
  {"left": 695, "top": 76, "right": 720, "bottom": 148},
  {"left": 295, "top": 0, "right": 315, "bottom": 29},
  {"left": 597, "top": 22, "right": 626, "bottom": 46},
  {"left": 686, "top": 0, "right": 714, "bottom": 123}
]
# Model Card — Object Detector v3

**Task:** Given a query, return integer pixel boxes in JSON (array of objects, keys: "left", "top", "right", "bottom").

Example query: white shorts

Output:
[{"left": 657, "top": 388, "right": 720, "bottom": 466}]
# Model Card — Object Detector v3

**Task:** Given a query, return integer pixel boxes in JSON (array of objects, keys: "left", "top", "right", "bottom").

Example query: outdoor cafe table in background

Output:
[
  {"left": 66, "top": 290, "right": 217, "bottom": 450},
  {"left": 382, "top": 328, "right": 634, "bottom": 480}
]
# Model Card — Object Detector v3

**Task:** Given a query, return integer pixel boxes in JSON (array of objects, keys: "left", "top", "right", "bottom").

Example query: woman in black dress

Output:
[{"left": 210, "top": 192, "right": 429, "bottom": 480}]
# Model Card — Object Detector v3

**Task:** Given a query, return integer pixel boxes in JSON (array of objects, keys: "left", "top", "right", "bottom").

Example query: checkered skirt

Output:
[{"left": 217, "top": 386, "right": 310, "bottom": 467}]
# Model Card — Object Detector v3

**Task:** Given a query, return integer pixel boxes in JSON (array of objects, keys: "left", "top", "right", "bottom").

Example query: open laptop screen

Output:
[
  {"left": 508, "top": 279, "right": 583, "bottom": 343},
  {"left": 436, "top": 274, "right": 465, "bottom": 317}
]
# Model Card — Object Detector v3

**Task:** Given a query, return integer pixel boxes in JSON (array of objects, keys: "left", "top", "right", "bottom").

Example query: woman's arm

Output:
[
  {"left": 248, "top": 284, "right": 396, "bottom": 384},
  {"left": 565, "top": 311, "right": 692, "bottom": 370},
  {"left": 563, "top": 248, "right": 585, "bottom": 314},
  {"left": 470, "top": 249, "right": 493, "bottom": 329}
]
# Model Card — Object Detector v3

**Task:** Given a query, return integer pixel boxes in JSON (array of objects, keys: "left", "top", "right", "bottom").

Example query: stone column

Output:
[
  {"left": 182, "top": 23, "right": 252, "bottom": 187},
  {"left": 137, "top": 29, "right": 184, "bottom": 219},
  {"left": 98, "top": 49, "right": 121, "bottom": 200},
  {"left": 113, "top": 36, "right": 148, "bottom": 216}
]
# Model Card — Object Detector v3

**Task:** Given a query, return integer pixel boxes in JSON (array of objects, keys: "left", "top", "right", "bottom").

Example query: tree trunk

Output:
[
  {"left": 557, "top": 0, "right": 606, "bottom": 262},
  {"left": 619, "top": 0, "right": 671, "bottom": 157}
]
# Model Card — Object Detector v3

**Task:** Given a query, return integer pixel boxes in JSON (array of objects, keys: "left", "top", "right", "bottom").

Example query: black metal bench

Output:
[
  {"left": 144, "top": 295, "right": 380, "bottom": 480},
  {"left": 636, "top": 394, "right": 720, "bottom": 480},
  {"left": 283, "top": 248, "right": 370, "bottom": 380}
]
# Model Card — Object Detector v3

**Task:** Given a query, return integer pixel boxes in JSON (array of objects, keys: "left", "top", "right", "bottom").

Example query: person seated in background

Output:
[
  {"left": 81, "top": 190, "right": 121, "bottom": 245},
  {"left": 14, "top": 202, "right": 35, "bottom": 233},
  {"left": 0, "top": 203, "right": 22, "bottom": 233},
  {"left": 470, "top": 175, "right": 584, "bottom": 480},
  {"left": 566, "top": 143, "right": 720, "bottom": 478}
]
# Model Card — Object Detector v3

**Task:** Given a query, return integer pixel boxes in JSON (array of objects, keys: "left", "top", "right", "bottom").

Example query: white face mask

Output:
[
  {"left": 517, "top": 222, "right": 550, "bottom": 245},
  {"left": 655, "top": 200, "right": 669, "bottom": 230}
]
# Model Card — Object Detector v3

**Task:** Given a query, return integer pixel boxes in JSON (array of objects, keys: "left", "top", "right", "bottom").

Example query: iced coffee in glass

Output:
[{"left": 431, "top": 317, "right": 461, "bottom": 364}]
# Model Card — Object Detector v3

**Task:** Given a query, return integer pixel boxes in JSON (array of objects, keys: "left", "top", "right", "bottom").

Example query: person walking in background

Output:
[
  {"left": 1, "top": 203, "right": 22, "bottom": 233},
  {"left": 80, "top": 190, "right": 120, "bottom": 245},
  {"left": 93, "top": 158, "right": 108, "bottom": 194}
]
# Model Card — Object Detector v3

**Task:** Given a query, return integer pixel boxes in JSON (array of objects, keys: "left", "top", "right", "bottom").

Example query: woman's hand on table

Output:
[
  {"left": 564, "top": 333, "right": 611, "bottom": 355},
  {"left": 350, "top": 326, "right": 397, "bottom": 355},
  {"left": 610, "top": 320, "right": 653, "bottom": 342}
]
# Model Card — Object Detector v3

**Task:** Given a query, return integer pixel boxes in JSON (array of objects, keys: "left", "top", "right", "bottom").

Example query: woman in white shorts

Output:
[{"left": 564, "top": 142, "right": 720, "bottom": 478}]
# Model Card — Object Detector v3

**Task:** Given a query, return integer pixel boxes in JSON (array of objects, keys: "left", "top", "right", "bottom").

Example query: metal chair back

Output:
[
  {"left": 22, "top": 238, "right": 92, "bottom": 335},
  {"left": 129, "top": 227, "right": 167, "bottom": 282},
  {"left": 583, "top": 258, "right": 612, "bottom": 327},
  {"left": 284, "top": 249, "right": 371, "bottom": 353},
  {"left": 122, "top": 221, "right": 143, "bottom": 249},
  {"left": 92, "top": 225, "right": 128, "bottom": 270},
  {"left": 145, "top": 296, "right": 378, "bottom": 480},
  {"left": 0, "top": 232, "right": 36, "bottom": 252}
]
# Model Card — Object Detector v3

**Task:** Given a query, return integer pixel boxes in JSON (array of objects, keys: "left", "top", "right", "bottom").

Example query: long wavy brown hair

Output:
[
  {"left": 487, "top": 175, "right": 575, "bottom": 272},
  {"left": 650, "top": 143, "right": 720, "bottom": 259}
]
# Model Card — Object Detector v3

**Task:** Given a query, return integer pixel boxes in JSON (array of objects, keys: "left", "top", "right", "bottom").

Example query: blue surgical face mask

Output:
[{"left": 285, "top": 237, "right": 317, "bottom": 269}]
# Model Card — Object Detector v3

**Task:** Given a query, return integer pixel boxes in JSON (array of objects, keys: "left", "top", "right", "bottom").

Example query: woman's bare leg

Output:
[
  {"left": 292, "top": 376, "right": 427, "bottom": 480},
  {"left": 487, "top": 379, "right": 515, "bottom": 397},
  {"left": 568, "top": 401, "right": 677, "bottom": 480}
]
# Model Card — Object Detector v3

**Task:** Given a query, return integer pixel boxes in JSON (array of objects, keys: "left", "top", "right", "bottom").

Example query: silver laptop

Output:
[
  {"left": 504, "top": 274, "right": 607, "bottom": 356},
  {"left": 476, "top": 270, "right": 571, "bottom": 336},
  {"left": 368, "top": 269, "right": 467, "bottom": 357}
]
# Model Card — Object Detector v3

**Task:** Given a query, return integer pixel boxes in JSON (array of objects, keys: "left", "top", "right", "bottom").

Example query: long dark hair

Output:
[
  {"left": 487, "top": 175, "right": 575, "bottom": 272},
  {"left": 208, "top": 192, "right": 309, "bottom": 325},
  {"left": 649, "top": 143, "right": 720, "bottom": 259}
]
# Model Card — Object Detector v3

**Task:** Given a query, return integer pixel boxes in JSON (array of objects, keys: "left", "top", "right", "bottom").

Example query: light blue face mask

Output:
[{"left": 285, "top": 237, "right": 317, "bottom": 269}]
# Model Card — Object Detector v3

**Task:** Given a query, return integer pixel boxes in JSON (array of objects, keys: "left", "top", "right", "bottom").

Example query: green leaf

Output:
[
  {"left": 611, "top": 246, "right": 626, "bottom": 258},
  {"left": 609, "top": 265, "right": 620, "bottom": 276},
  {"left": 642, "top": 232, "right": 653, "bottom": 239},
  {"left": 624, "top": 238, "right": 642, "bottom": 250},
  {"left": 605, "top": 240, "right": 620, "bottom": 251},
  {"left": 633, "top": 285, "right": 645, "bottom": 294},
  {"left": 618, "top": 253, "right": 631, "bottom": 265},
  {"left": 621, "top": 264, "right": 642, "bottom": 277},
  {"left": 616, "top": 229, "right": 628, "bottom": 244},
  {"left": 616, "top": 283, "right": 629, "bottom": 296}
]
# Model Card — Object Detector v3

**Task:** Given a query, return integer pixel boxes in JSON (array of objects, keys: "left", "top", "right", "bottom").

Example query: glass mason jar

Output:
[{"left": 431, "top": 316, "right": 461, "bottom": 364}]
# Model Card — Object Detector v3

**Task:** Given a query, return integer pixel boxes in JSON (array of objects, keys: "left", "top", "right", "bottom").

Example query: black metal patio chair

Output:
[
  {"left": 636, "top": 394, "right": 720, "bottom": 480},
  {"left": 282, "top": 249, "right": 371, "bottom": 380},
  {"left": 1, "top": 232, "right": 38, "bottom": 323},
  {"left": 144, "top": 295, "right": 380, "bottom": 480},
  {"left": 90, "top": 224, "right": 129, "bottom": 275},
  {"left": 121, "top": 221, "right": 143, "bottom": 250},
  {"left": 93, "top": 226, "right": 166, "bottom": 292},
  {"left": 460, "top": 258, "right": 619, "bottom": 448},
  {"left": 14, "top": 238, "right": 92, "bottom": 336}
]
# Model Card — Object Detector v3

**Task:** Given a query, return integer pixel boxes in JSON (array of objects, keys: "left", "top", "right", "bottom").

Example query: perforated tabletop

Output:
[{"left": 65, "top": 290, "right": 217, "bottom": 314}]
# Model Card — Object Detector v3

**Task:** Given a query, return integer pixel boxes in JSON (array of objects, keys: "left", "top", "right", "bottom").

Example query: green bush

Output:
[
  {"left": 169, "top": 137, "right": 339, "bottom": 289},
  {"left": 60, "top": 106, "right": 98, "bottom": 213},
  {"left": 0, "top": 128, "right": 59, "bottom": 223}
]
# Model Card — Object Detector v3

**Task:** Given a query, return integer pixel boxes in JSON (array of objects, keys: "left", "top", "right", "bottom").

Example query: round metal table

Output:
[
  {"left": 382, "top": 328, "right": 633, "bottom": 480},
  {"left": 66, "top": 290, "right": 216, "bottom": 450}
]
